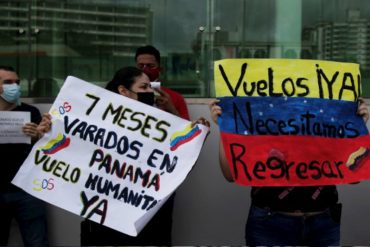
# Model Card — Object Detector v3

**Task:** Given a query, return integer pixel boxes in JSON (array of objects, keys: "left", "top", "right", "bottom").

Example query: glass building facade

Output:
[{"left": 1, "top": 0, "right": 370, "bottom": 98}]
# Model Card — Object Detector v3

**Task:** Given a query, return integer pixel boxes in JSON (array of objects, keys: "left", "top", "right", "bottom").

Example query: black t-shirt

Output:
[
  {"left": 0, "top": 103, "right": 42, "bottom": 192},
  {"left": 251, "top": 185, "right": 338, "bottom": 212}
]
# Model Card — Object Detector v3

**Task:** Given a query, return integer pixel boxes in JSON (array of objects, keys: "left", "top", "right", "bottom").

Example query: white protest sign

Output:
[
  {"left": 12, "top": 76, "right": 209, "bottom": 236},
  {"left": 0, "top": 111, "right": 30, "bottom": 144}
]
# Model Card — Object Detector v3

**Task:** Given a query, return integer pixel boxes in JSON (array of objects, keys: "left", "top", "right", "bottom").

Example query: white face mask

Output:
[{"left": 1, "top": 83, "right": 21, "bottom": 104}]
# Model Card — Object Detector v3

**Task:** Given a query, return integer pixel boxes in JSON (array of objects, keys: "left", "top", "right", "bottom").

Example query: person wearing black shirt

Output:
[
  {"left": 0, "top": 66, "right": 48, "bottom": 246},
  {"left": 75, "top": 66, "right": 208, "bottom": 246},
  {"left": 209, "top": 97, "right": 369, "bottom": 246}
]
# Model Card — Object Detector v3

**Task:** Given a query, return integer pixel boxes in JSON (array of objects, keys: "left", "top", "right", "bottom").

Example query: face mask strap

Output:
[{"left": 127, "top": 88, "right": 137, "bottom": 95}]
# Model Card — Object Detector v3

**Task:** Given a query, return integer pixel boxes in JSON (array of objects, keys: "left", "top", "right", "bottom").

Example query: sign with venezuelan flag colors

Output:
[
  {"left": 215, "top": 59, "right": 370, "bottom": 186},
  {"left": 12, "top": 76, "right": 209, "bottom": 236}
]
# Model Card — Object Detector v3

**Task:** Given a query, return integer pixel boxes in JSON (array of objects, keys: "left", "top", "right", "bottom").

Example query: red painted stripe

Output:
[{"left": 221, "top": 133, "right": 370, "bottom": 186}]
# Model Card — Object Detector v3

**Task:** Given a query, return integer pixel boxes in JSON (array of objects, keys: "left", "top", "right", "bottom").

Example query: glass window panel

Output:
[{"left": 0, "top": 0, "right": 370, "bottom": 98}]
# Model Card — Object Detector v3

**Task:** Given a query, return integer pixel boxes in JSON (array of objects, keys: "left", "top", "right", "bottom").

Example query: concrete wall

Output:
[{"left": 8, "top": 102, "right": 370, "bottom": 246}]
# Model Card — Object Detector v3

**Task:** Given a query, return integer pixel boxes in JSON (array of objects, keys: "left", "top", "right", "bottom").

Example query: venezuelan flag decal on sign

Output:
[
  {"left": 215, "top": 59, "right": 370, "bottom": 186},
  {"left": 40, "top": 133, "right": 70, "bottom": 154},
  {"left": 170, "top": 124, "right": 202, "bottom": 151}
]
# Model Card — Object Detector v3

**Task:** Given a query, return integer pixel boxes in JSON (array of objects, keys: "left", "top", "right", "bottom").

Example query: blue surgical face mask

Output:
[{"left": 1, "top": 83, "right": 21, "bottom": 104}]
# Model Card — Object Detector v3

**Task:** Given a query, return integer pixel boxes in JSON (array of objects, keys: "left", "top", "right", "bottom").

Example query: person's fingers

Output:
[
  {"left": 191, "top": 117, "right": 210, "bottom": 128},
  {"left": 23, "top": 122, "right": 38, "bottom": 128},
  {"left": 155, "top": 96, "right": 166, "bottom": 103},
  {"left": 208, "top": 99, "right": 220, "bottom": 110},
  {"left": 155, "top": 98, "right": 168, "bottom": 109},
  {"left": 155, "top": 88, "right": 170, "bottom": 98},
  {"left": 41, "top": 112, "right": 52, "bottom": 120},
  {"left": 22, "top": 123, "right": 39, "bottom": 137},
  {"left": 197, "top": 117, "right": 209, "bottom": 126},
  {"left": 23, "top": 123, "right": 37, "bottom": 133},
  {"left": 211, "top": 105, "right": 222, "bottom": 113},
  {"left": 210, "top": 106, "right": 222, "bottom": 120},
  {"left": 37, "top": 113, "right": 53, "bottom": 134},
  {"left": 357, "top": 98, "right": 369, "bottom": 123},
  {"left": 202, "top": 118, "right": 211, "bottom": 128},
  {"left": 358, "top": 108, "right": 369, "bottom": 123}
]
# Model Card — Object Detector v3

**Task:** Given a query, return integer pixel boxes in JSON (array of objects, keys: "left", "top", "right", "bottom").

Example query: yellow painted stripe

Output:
[
  {"left": 170, "top": 124, "right": 193, "bottom": 140},
  {"left": 214, "top": 59, "right": 360, "bottom": 101},
  {"left": 40, "top": 133, "right": 64, "bottom": 150}
]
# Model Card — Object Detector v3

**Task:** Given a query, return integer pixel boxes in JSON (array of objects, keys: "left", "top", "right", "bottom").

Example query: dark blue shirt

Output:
[{"left": 0, "top": 103, "right": 41, "bottom": 192}]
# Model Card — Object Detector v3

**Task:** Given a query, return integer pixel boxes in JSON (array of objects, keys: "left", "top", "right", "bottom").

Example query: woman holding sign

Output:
[
  {"left": 208, "top": 97, "right": 369, "bottom": 246},
  {"left": 64, "top": 66, "right": 208, "bottom": 246},
  {"left": 38, "top": 66, "right": 210, "bottom": 245}
]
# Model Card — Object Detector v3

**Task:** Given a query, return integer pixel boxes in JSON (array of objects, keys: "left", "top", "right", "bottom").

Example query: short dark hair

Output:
[
  {"left": 135, "top": 45, "right": 161, "bottom": 64},
  {"left": 0, "top": 66, "right": 15, "bottom": 72},
  {"left": 105, "top": 66, "right": 144, "bottom": 93}
]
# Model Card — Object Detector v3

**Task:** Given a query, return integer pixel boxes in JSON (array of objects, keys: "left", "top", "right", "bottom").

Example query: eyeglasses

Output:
[{"left": 2, "top": 79, "right": 20, "bottom": 84}]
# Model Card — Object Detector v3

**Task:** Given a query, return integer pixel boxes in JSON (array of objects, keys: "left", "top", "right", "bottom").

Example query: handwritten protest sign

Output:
[
  {"left": 12, "top": 76, "right": 209, "bottom": 236},
  {"left": 0, "top": 111, "right": 30, "bottom": 144},
  {"left": 215, "top": 59, "right": 370, "bottom": 186}
]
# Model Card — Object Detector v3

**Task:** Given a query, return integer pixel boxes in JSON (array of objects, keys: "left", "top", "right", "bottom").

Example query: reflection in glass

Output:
[{"left": 0, "top": 0, "right": 370, "bottom": 97}]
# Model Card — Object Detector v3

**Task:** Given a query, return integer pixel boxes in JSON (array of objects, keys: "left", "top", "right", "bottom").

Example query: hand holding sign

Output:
[
  {"left": 22, "top": 122, "right": 39, "bottom": 141},
  {"left": 154, "top": 88, "right": 180, "bottom": 117},
  {"left": 208, "top": 99, "right": 222, "bottom": 125},
  {"left": 357, "top": 97, "right": 369, "bottom": 122},
  {"left": 37, "top": 113, "right": 52, "bottom": 138},
  {"left": 213, "top": 59, "right": 370, "bottom": 186},
  {"left": 12, "top": 76, "right": 209, "bottom": 236}
]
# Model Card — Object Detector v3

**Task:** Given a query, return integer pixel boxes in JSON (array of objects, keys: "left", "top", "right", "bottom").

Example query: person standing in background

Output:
[
  {"left": 0, "top": 65, "right": 48, "bottom": 247},
  {"left": 135, "top": 45, "right": 190, "bottom": 120},
  {"left": 134, "top": 45, "right": 189, "bottom": 245}
]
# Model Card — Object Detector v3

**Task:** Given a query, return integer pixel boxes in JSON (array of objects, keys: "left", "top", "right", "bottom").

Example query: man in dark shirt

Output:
[{"left": 0, "top": 66, "right": 48, "bottom": 246}]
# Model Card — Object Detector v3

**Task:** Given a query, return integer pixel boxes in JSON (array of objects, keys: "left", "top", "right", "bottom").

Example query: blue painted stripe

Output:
[{"left": 218, "top": 96, "right": 368, "bottom": 138}]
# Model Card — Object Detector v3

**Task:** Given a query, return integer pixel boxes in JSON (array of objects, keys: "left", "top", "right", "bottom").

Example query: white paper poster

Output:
[
  {"left": 0, "top": 111, "right": 30, "bottom": 144},
  {"left": 12, "top": 76, "right": 209, "bottom": 236}
]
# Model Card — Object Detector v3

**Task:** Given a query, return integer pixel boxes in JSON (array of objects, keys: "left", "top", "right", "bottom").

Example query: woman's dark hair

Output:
[
  {"left": 0, "top": 65, "right": 15, "bottom": 72},
  {"left": 105, "top": 66, "right": 144, "bottom": 93}
]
